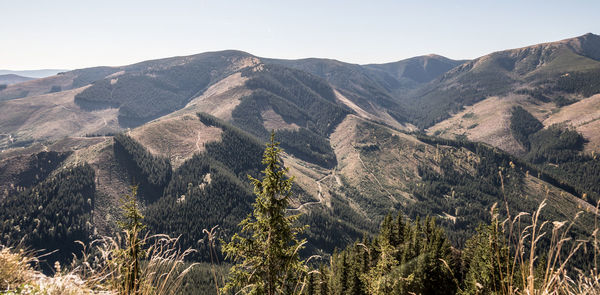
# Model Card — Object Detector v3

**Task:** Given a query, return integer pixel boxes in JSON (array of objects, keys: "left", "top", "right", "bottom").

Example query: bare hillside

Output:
[
  {"left": 0, "top": 87, "right": 121, "bottom": 149},
  {"left": 544, "top": 94, "right": 600, "bottom": 152},
  {"left": 428, "top": 93, "right": 600, "bottom": 155},
  {"left": 0, "top": 73, "right": 76, "bottom": 101},
  {"left": 130, "top": 115, "right": 222, "bottom": 168}
]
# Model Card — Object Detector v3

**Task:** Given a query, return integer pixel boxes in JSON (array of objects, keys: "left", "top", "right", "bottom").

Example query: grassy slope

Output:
[
  {"left": 543, "top": 94, "right": 600, "bottom": 152},
  {"left": 426, "top": 34, "right": 600, "bottom": 155},
  {"left": 1, "top": 36, "right": 599, "bottom": 265},
  {"left": 0, "top": 86, "right": 121, "bottom": 149},
  {"left": 408, "top": 34, "right": 600, "bottom": 129},
  {"left": 427, "top": 93, "right": 600, "bottom": 155}
]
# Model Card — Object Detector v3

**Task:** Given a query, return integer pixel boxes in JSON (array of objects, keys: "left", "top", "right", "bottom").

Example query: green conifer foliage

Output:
[
  {"left": 222, "top": 132, "right": 309, "bottom": 295},
  {"left": 325, "top": 213, "right": 456, "bottom": 295},
  {"left": 115, "top": 186, "right": 147, "bottom": 294},
  {"left": 460, "top": 216, "right": 510, "bottom": 295}
]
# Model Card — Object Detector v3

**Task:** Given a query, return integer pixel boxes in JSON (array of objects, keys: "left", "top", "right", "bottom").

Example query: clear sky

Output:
[{"left": 2, "top": 0, "right": 599, "bottom": 70}]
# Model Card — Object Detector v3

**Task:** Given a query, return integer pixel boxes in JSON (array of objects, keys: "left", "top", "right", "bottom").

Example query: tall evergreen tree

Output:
[
  {"left": 222, "top": 132, "right": 309, "bottom": 295},
  {"left": 115, "top": 186, "right": 146, "bottom": 294},
  {"left": 460, "top": 220, "right": 510, "bottom": 295},
  {"left": 317, "top": 264, "right": 330, "bottom": 295},
  {"left": 324, "top": 213, "right": 457, "bottom": 295}
]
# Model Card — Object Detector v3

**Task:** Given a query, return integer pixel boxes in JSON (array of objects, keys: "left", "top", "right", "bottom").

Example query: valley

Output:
[{"left": 1, "top": 33, "right": 600, "bottom": 294}]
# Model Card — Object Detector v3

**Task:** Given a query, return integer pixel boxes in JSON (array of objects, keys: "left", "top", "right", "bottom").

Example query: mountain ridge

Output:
[
  {"left": 1, "top": 33, "right": 599, "bottom": 153},
  {"left": 425, "top": 33, "right": 600, "bottom": 155},
  {"left": 0, "top": 74, "right": 34, "bottom": 85},
  {"left": 0, "top": 69, "right": 66, "bottom": 78},
  {"left": 1, "top": 33, "right": 599, "bottom": 269}
]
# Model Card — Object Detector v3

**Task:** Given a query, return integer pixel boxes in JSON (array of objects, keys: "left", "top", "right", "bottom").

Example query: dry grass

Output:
[
  {"left": 484, "top": 173, "right": 600, "bottom": 294},
  {"left": 72, "top": 234, "right": 197, "bottom": 295},
  {"left": 0, "top": 245, "right": 103, "bottom": 294},
  {"left": 0, "top": 234, "right": 197, "bottom": 295},
  {"left": 0, "top": 246, "right": 35, "bottom": 291},
  {"left": 497, "top": 200, "right": 600, "bottom": 294}
]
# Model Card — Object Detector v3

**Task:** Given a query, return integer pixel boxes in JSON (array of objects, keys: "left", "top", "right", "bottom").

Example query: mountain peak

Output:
[
  {"left": 527, "top": 33, "right": 600, "bottom": 59},
  {"left": 364, "top": 54, "right": 466, "bottom": 84},
  {"left": 423, "top": 53, "right": 448, "bottom": 60},
  {"left": 568, "top": 32, "right": 600, "bottom": 61}
]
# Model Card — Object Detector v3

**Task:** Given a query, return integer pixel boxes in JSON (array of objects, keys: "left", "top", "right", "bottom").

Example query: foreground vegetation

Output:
[
  {"left": 0, "top": 186, "right": 196, "bottom": 294},
  {"left": 2, "top": 135, "right": 600, "bottom": 294},
  {"left": 2, "top": 201, "right": 599, "bottom": 294}
]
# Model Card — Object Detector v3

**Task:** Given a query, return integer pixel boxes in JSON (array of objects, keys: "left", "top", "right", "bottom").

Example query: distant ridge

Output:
[
  {"left": 0, "top": 69, "right": 67, "bottom": 78},
  {"left": 363, "top": 54, "right": 467, "bottom": 84},
  {"left": 0, "top": 33, "right": 599, "bottom": 278},
  {"left": 0, "top": 74, "right": 34, "bottom": 85}
]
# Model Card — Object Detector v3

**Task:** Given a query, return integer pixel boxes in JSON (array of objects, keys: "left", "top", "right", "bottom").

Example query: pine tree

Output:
[
  {"left": 460, "top": 221, "right": 510, "bottom": 295},
  {"left": 330, "top": 251, "right": 349, "bottom": 295},
  {"left": 361, "top": 214, "right": 403, "bottom": 295},
  {"left": 115, "top": 186, "right": 146, "bottom": 294},
  {"left": 317, "top": 264, "right": 329, "bottom": 295},
  {"left": 222, "top": 132, "right": 309, "bottom": 295}
]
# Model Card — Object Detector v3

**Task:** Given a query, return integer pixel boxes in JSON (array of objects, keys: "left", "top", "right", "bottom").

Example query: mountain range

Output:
[
  {"left": 0, "top": 69, "right": 67, "bottom": 79},
  {"left": 1, "top": 33, "right": 599, "bottom": 264},
  {"left": 0, "top": 74, "right": 35, "bottom": 85}
]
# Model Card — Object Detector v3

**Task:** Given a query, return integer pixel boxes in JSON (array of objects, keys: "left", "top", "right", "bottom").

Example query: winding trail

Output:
[
  {"left": 288, "top": 172, "right": 330, "bottom": 211},
  {"left": 196, "top": 131, "right": 202, "bottom": 152},
  {"left": 57, "top": 104, "right": 73, "bottom": 112}
]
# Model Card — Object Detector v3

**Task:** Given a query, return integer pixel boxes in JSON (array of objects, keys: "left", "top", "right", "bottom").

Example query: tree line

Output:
[
  {"left": 509, "top": 107, "right": 600, "bottom": 203},
  {"left": 113, "top": 133, "right": 172, "bottom": 202},
  {"left": 0, "top": 164, "right": 96, "bottom": 265}
]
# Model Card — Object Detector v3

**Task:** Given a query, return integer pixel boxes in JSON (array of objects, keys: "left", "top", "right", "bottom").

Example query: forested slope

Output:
[
  {"left": 0, "top": 164, "right": 95, "bottom": 264},
  {"left": 0, "top": 34, "right": 599, "bottom": 284}
]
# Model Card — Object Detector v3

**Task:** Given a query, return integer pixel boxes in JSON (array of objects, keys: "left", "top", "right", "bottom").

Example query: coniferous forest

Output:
[
  {"left": 1, "top": 111, "right": 599, "bottom": 292},
  {"left": 1, "top": 120, "right": 599, "bottom": 294},
  {"left": 3, "top": 31, "right": 600, "bottom": 294},
  {"left": 0, "top": 164, "right": 95, "bottom": 264}
]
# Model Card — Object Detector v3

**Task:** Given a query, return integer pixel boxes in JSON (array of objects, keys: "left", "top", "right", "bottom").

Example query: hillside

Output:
[
  {"left": 266, "top": 55, "right": 466, "bottom": 129},
  {"left": 1, "top": 33, "right": 600, "bottom": 281},
  {"left": 0, "top": 69, "right": 66, "bottom": 78},
  {"left": 0, "top": 74, "right": 34, "bottom": 85},
  {"left": 413, "top": 33, "right": 600, "bottom": 129},
  {"left": 425, "top": 34, "right": 600, "bottom": 157},
  {"left": 0, "top": 49, "right": 463, "bottom": 150},
  {"left": 0, "top": 71, "right": 82, "bottom": 101},
  {"left": 0, "top": 86, "right": 120, "bottom": 148},
  {"left": 363, "top": 54, "right": 467, "bottom": 91},
  {"left": 421, "top": 35, "right": 600, "bottom": 209},
  {"left": 1, "top": 110, "right": 595, "bottom": 263}
]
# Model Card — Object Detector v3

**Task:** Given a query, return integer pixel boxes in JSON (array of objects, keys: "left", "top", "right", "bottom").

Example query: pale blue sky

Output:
[{"left": 2, "top": 0, "right": 599, "bottom": 70}]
